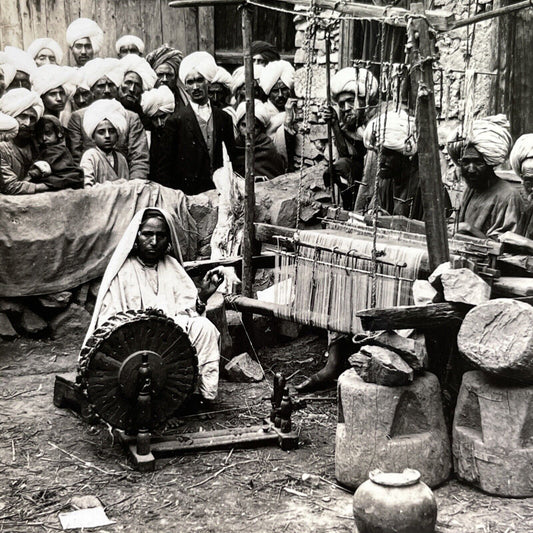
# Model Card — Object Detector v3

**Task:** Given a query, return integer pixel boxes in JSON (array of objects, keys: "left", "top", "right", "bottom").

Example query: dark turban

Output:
[
  {"left": 146, "top": 45, "right": 183, "bottom": 74},
  {"left": 250, "top": 41, "right": 280, "bottom": 63}
]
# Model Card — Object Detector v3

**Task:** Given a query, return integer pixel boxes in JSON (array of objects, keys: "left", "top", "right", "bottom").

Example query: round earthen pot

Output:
[{"left": 352, "top": 468, "right": 437, "bottom": 533}]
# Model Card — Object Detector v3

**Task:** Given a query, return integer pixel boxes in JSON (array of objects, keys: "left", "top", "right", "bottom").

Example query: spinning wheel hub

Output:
[{"left": 118, "top": 350, "right": 166, "bottom": 400}]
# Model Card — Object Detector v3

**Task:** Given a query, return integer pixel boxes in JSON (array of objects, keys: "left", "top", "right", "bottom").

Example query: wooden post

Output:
[
  {"left": 408, "top": 3, "right": 449, "bottom": 272},
  {"left": 240, "top": 3, "right": 256, "bottom": 337},
  {"left": 325, "top": 25, "right": 337, "bottom": 205}
]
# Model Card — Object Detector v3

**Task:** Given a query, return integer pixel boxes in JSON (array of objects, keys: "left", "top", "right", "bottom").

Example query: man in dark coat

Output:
[{"left": 164, "top": 52, "right": 235, "bottom": 195}]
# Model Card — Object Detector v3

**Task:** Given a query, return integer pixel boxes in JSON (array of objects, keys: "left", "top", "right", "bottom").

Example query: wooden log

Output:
[
  {"left": 183, "top": 252, "right": 275, "bottom": 277},
  {"left": 493, "top": 277, "right": 533, "bottom": 297},
  {"left": 451, "top": 0, "right": 532, "bottom": 30},
  {"left": 457, "top": 298, "right": 533, "bottom": 383},
  {"left": 357, "top": 302, "right": 472, "bottom": 331},
  {"left": 497, "top": 255, "right": 533, "bottom": 277},
  {"left": 168, "top": 0, "right": 455, "bottom": 31}
]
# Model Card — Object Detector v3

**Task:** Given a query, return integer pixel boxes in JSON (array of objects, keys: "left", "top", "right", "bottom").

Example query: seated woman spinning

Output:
[{"left": 84, "top": 207, "right": 224, "bottom": 404}]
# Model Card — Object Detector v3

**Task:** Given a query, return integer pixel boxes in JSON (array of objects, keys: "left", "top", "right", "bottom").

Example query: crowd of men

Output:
[
  {"left": 0, "top": 16, "right": 533, "bottom": 244},
  {"left": 0, "top": 18, "right": 296, "bottom": 197}
]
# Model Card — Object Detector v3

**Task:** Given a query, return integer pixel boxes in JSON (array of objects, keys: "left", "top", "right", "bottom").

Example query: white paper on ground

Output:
[{"left": 59, "top": 506, "right": 115, "bottom": 530}]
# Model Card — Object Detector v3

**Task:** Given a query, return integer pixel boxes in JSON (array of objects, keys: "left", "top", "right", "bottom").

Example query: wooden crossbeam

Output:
[{"left": 169, "top": 0, "right": 455, "bottom": 31}]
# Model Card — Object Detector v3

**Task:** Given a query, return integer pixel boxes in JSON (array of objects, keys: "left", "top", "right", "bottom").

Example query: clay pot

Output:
[{"left": 352, "top": 469, "right": 437, "bottom": 533}]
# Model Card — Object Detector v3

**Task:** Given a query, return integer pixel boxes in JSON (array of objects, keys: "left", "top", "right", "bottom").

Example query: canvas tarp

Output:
[{"left": 0, "top": 180, "right": 198, "bottom": 297}]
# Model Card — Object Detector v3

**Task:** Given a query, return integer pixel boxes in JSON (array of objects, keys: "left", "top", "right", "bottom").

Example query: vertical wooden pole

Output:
[
  {"left": 241, "top": 3, "right": 256, "bottom": 324},
  {"left": 325, "top": 25, "right": 337, "bottom": 205},
  {"left": 408, "top": 3, "right": 449, "bottom": 272}
]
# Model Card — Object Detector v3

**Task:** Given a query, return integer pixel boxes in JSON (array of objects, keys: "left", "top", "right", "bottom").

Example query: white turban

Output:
[
  {"left": 235, "top": 99, "right": 271, "bottom": 128},
  {"left": 1, "top": 46, "right": 37, "bottom": 76},
  {"left": 84, "top": 58, "right": 123, "bottom": 90},
  {"left": 119, "top": 54, "right": 157, "bottom": 91},
  {"left": 0, "top": 112, "right": 19, "bottom": 141},
  {"left": 364, "top": 110, "right": 417, "bottom": 156},
  {"left": 141, "top": 85, "right": 175, "bottom": 117},
  {"left": 83, "top": 99, "right": 128, "bottom": 139},
  {"left": 31, "top": 65, "right": 74, "bottom": 96},
  {"left": 115, "top": 35, "right": 145, "bottom": 55},
  {"left": 447, "top": 114, "right": 512, "bottom": 167},
  {"left": 27, "top": 38, "right": 64, "bottom": 64},
  {"left": 178, "top": 51, "right": 217, "bottom": 84},
  {"left": 66, "top": 18, "right": 104, "bottom": 54},
  {"left": 510, "top": 134, "right": 533, "bottom": 178},
  {"left": 230, "top": 64, "right": 264, "bottom": 95},
  {"left": 331, "top": 67, "right": 378, "bottom": 101},
  {"left": 259, "top": 59, "right": 294, "bottom": 96},
  {"left": 0, "top": 63, "right": 17, "bottom": 88},
  {"left": 211, "top": 66, "right": 232, "bottom": 89},
  {"left": 0, "top": 88, "right": 44, "bottom": 119}
]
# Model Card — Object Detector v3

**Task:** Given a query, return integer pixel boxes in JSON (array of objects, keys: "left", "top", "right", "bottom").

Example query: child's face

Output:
[
  {"left": 37, "top": 122, "right": 60, "bottom": 147},
  {"left": 93, "top": 119, "right": 118, "bottom": 153}
]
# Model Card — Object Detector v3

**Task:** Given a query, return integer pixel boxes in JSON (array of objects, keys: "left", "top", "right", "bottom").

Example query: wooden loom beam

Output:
[
  {"left": 169, "top": 0, "right": 455, "bottom": 31},
  {"left": 408, "top": 3, "right": 450, "bottom": 273}
]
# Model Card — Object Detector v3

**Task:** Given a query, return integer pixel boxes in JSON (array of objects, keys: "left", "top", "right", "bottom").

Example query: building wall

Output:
[{"left": 0, "top": 0, "right": 214, "bottom": 63}]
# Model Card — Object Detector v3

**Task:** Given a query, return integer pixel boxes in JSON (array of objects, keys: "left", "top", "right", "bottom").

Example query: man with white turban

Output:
[
  {"left": 0, "top": 88, "right": 48, "bottom": 194},
  {"left": 230, "top": 64, "right": 265, "bottom": 107},
  {"left": 115, "top": 35, "right": 145, "bottom": 58},
  {"left": 509, "top": 134, "right": 533, "bottom": 238},
  {"left": 31, "top": 65, "right": 74, "bottom": 118},
  {"left": 233, "top": 100, "right": 285, "bottom": 180},
  {"left": 80, "top": 99, "right": 129, "bottom": 186},
  {"left": 66, "top": 58, "right": 149, "bottom": 179},
  {"left": 66, "top": 18, "right": 104, "bottom": 67},
  {"left": 163, "top": 52, "right": 235, "bottom": 194},
  {"left": 363, "top": 110, "right": 442, "bottom": 221},
  {"left": 27, "top": 38, "right": 63, "bottom": 66},
  {"left": 0, "top": 47, "right": 37, "bottom": 90},
  {"left": 447, "top": 115, "right": 522, "bottom": 239},
  {"left": 118, "top": 54, "right": 157, "bottom": 120},
  {"left": 141, "top": 85, "right": 176, "bottom": 183},
  {"left": 0, "top": 63, "right": 16, "bottom": 97},
  {"left": 208, "top": 66, "right": 232, "bottom": 109},
  {"left": 321, "top": 67, "right": 380, "bottom": 210}
]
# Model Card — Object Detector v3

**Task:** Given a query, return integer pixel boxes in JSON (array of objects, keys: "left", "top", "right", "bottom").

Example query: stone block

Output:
[
  {"left": 277, "top": 319, "right": 302, "bottom": 339},
  {"left": 336, "top": 370, "right": 451, "bottom": 489},
  {"left": 350, "top": 345, "right": 414, "bottom": 386},
  {"left": 441, "top": 268, "right": 491, "bottom": 305},
  {"left": 428, "top": 261, "right": 452, "bottom": 291},
  {"left": 19, "top": 308, "right": 48, "bottom": 337},
  {"left": 50, "top": 303, "right": 91, "bottom": 340},
  {"left": 453, "top": 371, "right": 533, "bottom": 497},
  {"left": 309, "top": 124, "right": 328, "bottom": 141},
  {"left": 225, "top": 352, "right": 264, "bottom": 382},
  {"left": 38, "top": 291, "right": 73, "bottom": 310},
  {"left": 371, "top": 331, "right": 428, "bottom": 372},
  {"left": 0, "top": 312, "right": 17, "bottom": 339},
  {"left": 412, "top": 280, "right": 440, "bottom": 306},
  {"left": 269, "top": 197, "right": 297, "bottom": 228}
]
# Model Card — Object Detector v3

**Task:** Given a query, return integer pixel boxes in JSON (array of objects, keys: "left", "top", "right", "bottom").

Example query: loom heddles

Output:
[{"left": 273, "top": 230, "right": 425, "bottom": 334}]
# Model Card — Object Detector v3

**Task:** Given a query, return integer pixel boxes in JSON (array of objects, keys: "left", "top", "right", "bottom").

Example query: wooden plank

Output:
[
  {"left": 357, "top": 302, "right": 473, "bottom": 331},
  {"left": 140, "top": 0, "right": 163, "bottom": 53},
  {"left": 169, "top": 0, "right": 455, "bottom": 31},
  {"left": 162, "top": 1, "right": 188, "bottom": 53},
  {"left": 339, "top": 19, "right": 355, "bottom": 69},
  {"left": 198, "top": 6, "right": 214, "bottom": 53},
  {"left": 79, "top": 0, "right": 97, "bottom": 19},
  {"left": 46, "top": 0, "right": 69, "bottom": 57},
  {"left": 451, "top": 0, "right": 532, "bottom": 29},
  {"left": 29, "top": 0, "right": 48, "bottom": 46},
  {"left": 95, "top": 0, "right": 117, "bottom": 58},
  {"left": 17, "top": 0, "right": 33, "bottom": 49},
  {"left": 493, "top": 277, "right": 533, "bottom": 297},
  {"left": 185, "top": 7, "right": 199, "bottom": 54},
  {"left": 0, "top": 0, "right": 24, "bottom": 49}
]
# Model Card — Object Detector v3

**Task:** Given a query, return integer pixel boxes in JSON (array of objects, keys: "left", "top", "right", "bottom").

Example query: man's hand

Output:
[
  {"left": 198, "top": 267, "right": 225, "bottom": 303},
  {"left": 320, "top": 105, "right": 338, "bottom": 125},
  {"left": 35, "top": 183, "right": 51, "bottom": 193},
  {"left": 454, "top": 222, "right": 486, "bottom": 239},
  {"left": 28, "top": 166, "right": 43, "bottom": 182}
]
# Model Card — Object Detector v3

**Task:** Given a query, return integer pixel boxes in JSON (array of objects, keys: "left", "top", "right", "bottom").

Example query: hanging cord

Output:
[{"left": 295, "top": 3, "right": 318, "bottom": 227}]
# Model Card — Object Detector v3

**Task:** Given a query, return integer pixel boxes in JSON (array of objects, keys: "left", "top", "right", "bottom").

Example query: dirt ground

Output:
[{"left": 0, "top": 329, "right": 532, "bottom": 533}]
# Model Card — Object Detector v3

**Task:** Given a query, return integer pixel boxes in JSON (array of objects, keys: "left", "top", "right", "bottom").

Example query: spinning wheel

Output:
[{"left": 78, "top": 309, "right": 197, "bottom": 432}]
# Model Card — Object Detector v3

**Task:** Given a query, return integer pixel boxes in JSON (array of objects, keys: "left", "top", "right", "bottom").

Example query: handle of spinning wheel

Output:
[{"left": 136, "top": 354, "right": 152, "bottom": 456}]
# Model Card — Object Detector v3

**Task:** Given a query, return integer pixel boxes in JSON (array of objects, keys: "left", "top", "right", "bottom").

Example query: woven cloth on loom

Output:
[{"left": 273, "top": 229, "right": 425, "bottom": 334}]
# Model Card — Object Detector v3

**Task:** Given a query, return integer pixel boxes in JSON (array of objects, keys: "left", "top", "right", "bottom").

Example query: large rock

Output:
[
  {"left": 19, "top": 308, "right": 48, "bottom": 336},
  {"left": 428, "top": 261, "right": 452, "bottom": 291},
  {"left": 38, "top": 291, "right": 72, "bottom": 310},
  {"left": 441, "top": 268, "right": 491, "bottom": 305},
  {"left": 50, "top": 303, "right": 91, "bottom": 340},
  {"left": 225, "top": 352, "right": 264, "bottom": 382},
  {"left": 370, "top": 331, "right": 428, "bottom": 372},
  {"left": 187, "top": 190, "right": 219, "bottom": 257},
  {"left": 0, "top": 312, "right": 17, "bottom": 339},
  {"left": 412, "top": 280, "right": 440, "bottom": 306},
  {"left": 349, "top": 345, "right": 413, "bottom": 386}
]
